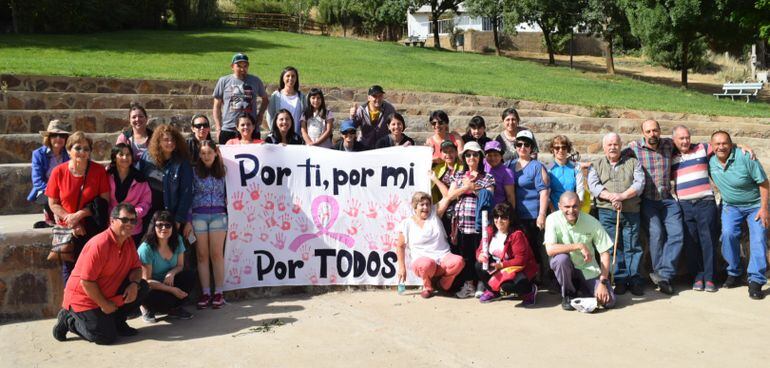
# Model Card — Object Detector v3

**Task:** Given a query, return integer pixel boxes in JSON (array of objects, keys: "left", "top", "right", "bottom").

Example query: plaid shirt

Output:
[
  {"left": 624, "top": 138, "right": 674, "bottom": 201},
  {"left": 452, "top": 171, "right": 495, "bottom": 234}
]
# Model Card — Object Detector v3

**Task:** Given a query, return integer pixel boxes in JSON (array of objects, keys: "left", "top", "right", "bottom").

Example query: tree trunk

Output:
[
  {"left": 542, "top": 27, "right": 555, "bottom": 65},
  {"left": 9, "top": 0, "right": 19, "bottom": 33},
  {"left": 605, "top": 33, "right": 615, "bottom": 75},
  {"left": 492, "top": 18, "right": 501, "bottom": 56},
  {"left": 681, "top": 39, "right": 689, "bottom": 88},
  {"left": 432, "top": 16, "right": 441, "bottom": 49}
]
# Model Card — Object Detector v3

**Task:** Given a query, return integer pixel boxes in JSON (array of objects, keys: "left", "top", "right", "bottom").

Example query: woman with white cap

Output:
[
  {"left": 443, "top": 141, "right": 495, "bottom": 298},
  {"left": 29, "top": 120, "right": 71, "bottom": 228}
]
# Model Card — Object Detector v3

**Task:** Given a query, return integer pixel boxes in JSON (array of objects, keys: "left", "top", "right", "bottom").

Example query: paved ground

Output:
[{"left": 2, "top": 284, "right": 768, "bottom": 368}]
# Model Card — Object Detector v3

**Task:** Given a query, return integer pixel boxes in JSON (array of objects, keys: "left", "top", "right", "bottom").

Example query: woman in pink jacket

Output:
[{"left": 107, "top": 143, "right": 152, "bottom": 245}]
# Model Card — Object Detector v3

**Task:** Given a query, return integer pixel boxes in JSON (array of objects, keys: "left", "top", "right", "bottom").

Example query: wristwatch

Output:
[{"left": 600, "top": 279, "right": 610, "bottom": 286}]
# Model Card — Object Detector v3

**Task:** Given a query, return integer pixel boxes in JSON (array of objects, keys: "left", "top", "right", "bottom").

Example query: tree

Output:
[
  {"left": 504, "top": 0, "right": 586, "bottom": 65},
  {"left": 411, "top": 0, "right": 463, "bottom": 49},
  {"left": 464, "top": 0, "right": 504, "bottom": 55},
  {"left": 582, "top": 0, "right": 630, "bottom": 74},
  {"left": 377, "top": 0, "right": 410, "bottom": 40},
  {"left": 623, "top": 0, "right": 717, "bottom": 88},
  {"left": 318, "top": 0, "right": 359, "bottom": 37}
]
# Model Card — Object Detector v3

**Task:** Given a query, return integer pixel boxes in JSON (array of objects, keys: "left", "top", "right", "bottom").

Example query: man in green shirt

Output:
[
  {"left": 544, "top": 192, "right": 615, "bottom": 311},
  {"left": 708, "top": 131, "right": 769, "bottom": 300}
]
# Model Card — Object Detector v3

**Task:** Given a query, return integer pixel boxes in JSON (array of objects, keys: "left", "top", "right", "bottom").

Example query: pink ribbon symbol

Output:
[{"left": 289, "top": 195, "right": 355, "bottom": 252}]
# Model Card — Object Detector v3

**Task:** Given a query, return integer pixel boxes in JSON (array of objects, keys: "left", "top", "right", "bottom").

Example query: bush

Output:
[{"left": 232, "top": 0, "right": 290, "bottom": 14}]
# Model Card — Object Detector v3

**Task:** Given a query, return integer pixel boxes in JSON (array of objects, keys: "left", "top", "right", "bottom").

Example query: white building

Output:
[{"left": 406, "top": 3, "right": 541, "bottom": 40}]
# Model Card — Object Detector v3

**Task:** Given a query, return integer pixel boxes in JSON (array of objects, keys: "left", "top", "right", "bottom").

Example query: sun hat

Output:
[
  {"left": 39, "top": 119, "right": 71, "bottom": 137},
  {"left": 461, "top": 141, "right": 483, "bottom": 154}
]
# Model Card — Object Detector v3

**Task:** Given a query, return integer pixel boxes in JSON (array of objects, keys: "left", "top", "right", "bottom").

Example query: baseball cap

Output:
[
  {"left": 340, "top": 119, "right": 356, "bottom": 133},
  {"left": 483, "top": 140, "right": 503, "bottom": 153},
  {"left": 231, "top": 53, "right": 249, "bottom": 64},
  {"left": 515, "top": 130, "right": 535, "bottom": 142},
  {"left": 368, "top": 85, "right": 385, "bottom": 96}
]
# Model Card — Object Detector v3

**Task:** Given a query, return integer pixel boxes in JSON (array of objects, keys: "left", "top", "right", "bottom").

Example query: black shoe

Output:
[
  {"left": 748, "top": 282, "right": 765, "bottom": 300},
  {"left": 614, "top": 283, "right": 627, "bottom": 295},
  {"left": 52, "top": 309, "right": 69, "bottom": 341},
  {"left": 723, "top": 275, "right": 742, "bottom": 289},
  {"left": 630, "top": 283, "right": 644, "bottom": 296},
  {"left": 34, "top": 221, "right": 53, "bottom": 229},
  {"left": 658, "top": 280, "right": 674, "bottom": 295},
  {"left": 116, "top": 321, "right": 138, "bottom": 337},
  {"left": 561, "top": 296, "right": 575, "bottom": 311},
  {"left": 649, "top": 272, "right": 663, "bottom": 286},
  {"left": 168, "top": 307, "right": 193, "bottom": 320}
]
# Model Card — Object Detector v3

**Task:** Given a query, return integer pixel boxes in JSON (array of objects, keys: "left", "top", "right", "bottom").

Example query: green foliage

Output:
[
  {"left": 232, "top": 0, "right": 288, "bottom": 13},
  {"left": 504, "top": 0, "right": 586, "bottom": 64}
]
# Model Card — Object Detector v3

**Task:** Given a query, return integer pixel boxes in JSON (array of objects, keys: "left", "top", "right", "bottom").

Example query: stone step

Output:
[{"left": 1, "top": 74, "right": 213, "bottom": 95}]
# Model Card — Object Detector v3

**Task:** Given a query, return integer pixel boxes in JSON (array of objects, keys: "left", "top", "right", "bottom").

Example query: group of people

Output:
[{"left": 35, "top": 52, "right": 767, "bottom": 345}]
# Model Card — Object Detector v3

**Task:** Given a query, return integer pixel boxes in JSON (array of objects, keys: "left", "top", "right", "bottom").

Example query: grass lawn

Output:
[{"left": 1, "top": 28, "right": 769, "bottom": 117}]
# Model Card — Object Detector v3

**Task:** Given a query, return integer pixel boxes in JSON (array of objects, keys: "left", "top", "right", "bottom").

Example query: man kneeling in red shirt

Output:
[{"left": 53, "top": 202, "right": 149, "bottom": 344}]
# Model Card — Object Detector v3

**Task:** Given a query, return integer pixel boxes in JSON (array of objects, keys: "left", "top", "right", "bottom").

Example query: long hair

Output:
[
  {"left": 194, "top": 140, "right": 226, "bottom": 179},
  {"left": 142, "top": 210, "right": 181, "bottom": 252},
  {"left": 270, "top": 108, "right": 296, "bottom": 142},
  {"left": 303, "top": 88, "right": 327, "bottom": 121},
  {"left": 279, "top": 66, "right": 300, "bottom": 92},
  {"left": 148, "top": 124, "right": 190, "bottom": 167},
  {"left": 461, "top": 149, "right": 486, "bottom": 176},
  {"left": 191, "top": 114, "right": 213, "bottom": 141}
]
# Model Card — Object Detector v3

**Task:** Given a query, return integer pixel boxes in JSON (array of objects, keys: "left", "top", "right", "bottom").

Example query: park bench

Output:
[
  {"left": 403, "top": 36, "right": 426, "bottom": 47},
  {"left": 713, "top": 82, "right": 764, "bottom": 103}
]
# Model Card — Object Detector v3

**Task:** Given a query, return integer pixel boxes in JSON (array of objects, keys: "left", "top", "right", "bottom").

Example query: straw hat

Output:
[{"left": 39, "top": 119, "right": 71, "bottom": 136}]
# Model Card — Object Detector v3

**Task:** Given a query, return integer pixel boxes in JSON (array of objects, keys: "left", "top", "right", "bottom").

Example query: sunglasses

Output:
[
  {"left": 552, "top": 145, "right": 568, "bottom": 151},
  {"left": 72, "top": 145, "right": 92, "bottom": 152},
  {"left": 193, "top": 123, "right": 210, "bottom": 129},
  {"left": 515, "top": 141, "right": 532, "bottom": 148},
  {"left": 493, "top": 215, "right": 509, "bottom": 220},
  {"left": 155, "top": 222, "right": 173, "bottom": 230},
  {"left": 49, "top": 133, "right": 68, "bottom": 139},
  {"left": 342, "top": 130, "right": 356, "bottom": 136},
  {"left": 463, "top": 152, "right": 480, "bottom": 158},
  {"left": 431, "top": 120, "right": 448, "bottom": 126},
  {"left": 114, "top": 216, "right": 138, "bottom": 224}
]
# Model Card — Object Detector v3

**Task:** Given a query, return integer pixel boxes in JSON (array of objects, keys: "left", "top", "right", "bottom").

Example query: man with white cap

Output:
[{"left": 212, "top": 52, "right": 269, "bottom": 145}]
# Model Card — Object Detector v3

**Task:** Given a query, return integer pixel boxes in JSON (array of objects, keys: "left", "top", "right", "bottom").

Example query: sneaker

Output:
[
  {"left": 692, "top": 280, "right": 705, "bottom": 291},
  {"left": 478, "top": 290, "right": 499, "bottom": 303},
  {"left": 658, "top": 280, "right": 674, "bottom": 295},
  {"left": 723, "top": 275, "right": 742, "bottom": 289},
  {"left": 521, "top": 284, "right": 538, "bottom": 306},
  {"left": 630, "top": 283, "right": 644, "bottom": 296},
  {"left": 420, "top": 289, "right": 434, "bottom": 299},
  {"left": 34, "top": 221, "right": 53, "bottom": 229},
  {"left": 704, "top": 281, "right": 717, "bottom": 293},
  {"left": 197, "top": 294, "right": 211, "bottom": 310},
  {"left": 116, "top": 321, "right": 138, "bottom": 337},
  {"left": 455, "top": 281, "right": 476, "bottom": 299},
  {"left": 168, "top": 307, "right": 193, "bottom": 320},
  {"left": 748, "top": 282, "right": 764, "bottom": 300},
  {"left": 614, "top": 282, "right": 628, "bottom": 295},
  {"left": 52, "top": 309, "right": 69, "bottom": 341},
  {"left": 561, "top": 295, "right": 575, "bottom": 311},
  {"left": 142, "top": 310, "right": 157, "bottom": 323},
  {"left": 649, "top": 272, "right": 664, "bottom": 286},
  {"left": 474, "top": 282, "right": 486, "bottom": 298},
  {"left": 211, "top": 293, "right": 225, "bottom": 309}
]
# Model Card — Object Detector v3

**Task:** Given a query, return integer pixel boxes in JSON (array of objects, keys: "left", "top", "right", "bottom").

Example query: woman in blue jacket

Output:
[{"left": 28, "top": 120, "right": 70, "bottom": 228}]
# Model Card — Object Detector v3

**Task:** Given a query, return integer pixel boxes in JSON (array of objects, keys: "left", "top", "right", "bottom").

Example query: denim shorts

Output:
[{"left": 192, "top": 213, "right": 228, "bottom": 233}]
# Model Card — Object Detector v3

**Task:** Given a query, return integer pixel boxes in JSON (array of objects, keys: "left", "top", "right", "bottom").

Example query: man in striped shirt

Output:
[{"left": 671, "top": 125, "right": 718, "bottom": 292}]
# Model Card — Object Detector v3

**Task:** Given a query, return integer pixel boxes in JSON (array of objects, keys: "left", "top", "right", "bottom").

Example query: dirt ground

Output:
[{"left": 2, "top": 284, "right": 769, "bottom": 368}]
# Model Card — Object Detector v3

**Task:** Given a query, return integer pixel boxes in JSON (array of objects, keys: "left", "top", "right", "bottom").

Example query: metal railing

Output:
[{"left": 221, "top": 12, "right": 327, "bottom": 33}]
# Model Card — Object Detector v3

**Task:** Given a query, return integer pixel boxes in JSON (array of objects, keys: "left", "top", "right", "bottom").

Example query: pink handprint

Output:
[
  {"left": 271, "top": 233, "right": 286, "bottom": 250},
  {"left": 231, "top": 191, "right": 245, "bottom": 211},
  {"left": 228, "top": 266, "right": 241, "bottom": 285},
  {"left": 347, "top": 219, "right": 361, "bottom": 236},
  {"left": 366, "top": 201, "right": 378, "bottom": 219},
  {"left": 280, "top": 213, "right": 291, "bottom": 231},
  {"left": 344, "top": 199, "right": 361, "bottom": 218},
  {"left": 398, "top": 207, "right": 411, "bottom": 222},
  {"left": 229, "top": 223, "right": 239, "bottom": 241},
  {"left": 329, "top": 273, "right": 338, "bottom": 283},
  {"left": 381, "top": 214, "right": 398, "bottom": 232},
  {"left": 277, "top": 195, "right": 286, "bottom": 212},
  {"left": 243, "top": 264, "right": 253, "bottom": 275},
  {"left": 298, "top": 217, "right": 310, "bottom": 232},
  {"left": 380, "top": 233, "right": 395, "bottom": 252},
  {"left": 246, "top": 204, "right": 257, "bottom": 223},
  {"left": 292, "top": 196, "right": 302, "bottom": 214},
  {"left": 259, "top": 232, "right": 269, "bottom": 242},
  {"left": 364, "top": 234, "right": 378, "bottom": 251},
  {"left": 263, "top": 193, "right": 275, "bottom": 211},
  {"left": 300, "top": 244, "right": 311, "bottom": 261},
  {"left": 308, "top": 273, "right": 319, "bottom": 285},
  {"left": 259, "top": 211, "right": 278, "bottom": 228},
  {"left": 241, "top": 224, "right": 254, "bottom": 243},
  {"left": 248, "top": 182, "right": 261, "bottom": 201},
  {"left": 386, "top": 194, "right": 401, "bottom": 214}
]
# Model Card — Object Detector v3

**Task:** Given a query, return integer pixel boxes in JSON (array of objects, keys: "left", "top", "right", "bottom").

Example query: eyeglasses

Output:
[
  {"left": 552, "top": 145, "right": 568, "bottom": 151},
  {"left": 155, "top": 222, "right": 173, "bottom": 230},
  {"left": 50, "top": 133, "right": 68, "bottom": 139},
  {"left": 72, "top": 145, "right": 92, "bottom": 152},
  {"left": 114, "top": 217, "right": 138, "bottom": 224},
  {"left": 193, "top": 123, "right": 210, "bottom": 129},
  {"left": 463, "top": 152, "right": 480, "bottom": 158},
  {"left": 515, "top": 141, "right": 532, "bottom": 148},
  {"left": 342, "top": 130, "right": 356, "bottom": 136}
]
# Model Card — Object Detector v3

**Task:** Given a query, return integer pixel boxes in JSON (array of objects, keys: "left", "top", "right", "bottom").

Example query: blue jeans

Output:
[
  {"left": 598, "top": 208, "right": 642, "bottom": 286},
  {"left": 721, "top": 204, "right": 768, "bottom": 285},
  {"left": 641, "top": 198, "right": 684, "bottom": 281},
  {"left": 680, "top": 198, "right": 717, "bottom": 282}
]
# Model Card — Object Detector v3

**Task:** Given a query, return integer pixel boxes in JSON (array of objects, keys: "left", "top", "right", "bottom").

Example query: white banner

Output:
[{"left": 220, "top": 144, "right": 432, "bottom": 290}]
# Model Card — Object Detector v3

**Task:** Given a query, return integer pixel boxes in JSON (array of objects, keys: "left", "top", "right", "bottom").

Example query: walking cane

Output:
[{"left": 610, "top": 208, "right": 621, "bottom": 285}]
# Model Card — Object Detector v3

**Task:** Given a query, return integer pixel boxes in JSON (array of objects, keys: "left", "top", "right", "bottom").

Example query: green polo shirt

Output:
[
  {"left": 544, "top": 210, "right": 613, "bottom": 280},
  {"left": 709, "top": 148, "right": 767, "bottom": 208}
]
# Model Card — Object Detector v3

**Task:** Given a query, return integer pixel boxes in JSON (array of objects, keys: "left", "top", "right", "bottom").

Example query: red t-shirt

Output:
[
  {"left": 62, "top": 228, "right": 141, "bottom": 312},
  {"left": 45, "top": 161, "right": 110, "bottom": 224}
]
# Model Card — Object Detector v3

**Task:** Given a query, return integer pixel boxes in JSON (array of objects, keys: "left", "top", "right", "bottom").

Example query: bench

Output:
[
  {"left": 713, "top": 82, "right": 764, "bottom": 103},
  {"left": 403, "top": 36, "right": 426, "bottom": 47}
]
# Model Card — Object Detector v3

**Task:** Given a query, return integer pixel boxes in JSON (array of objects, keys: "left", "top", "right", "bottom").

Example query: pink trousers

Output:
[{"left": 411, "top": 254, "right": 465, "bottom": 291}]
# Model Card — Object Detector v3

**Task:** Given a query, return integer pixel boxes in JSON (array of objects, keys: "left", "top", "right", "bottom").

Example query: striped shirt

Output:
[
  {"left": 625, "top": 138, "right": 675, "bottom": 201},
  {"left": 671, "top": 143, "right": 714, "bottom": 200}
]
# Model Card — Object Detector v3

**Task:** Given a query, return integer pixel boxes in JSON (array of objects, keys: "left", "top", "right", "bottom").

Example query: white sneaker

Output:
[
  {"left": 474, "top": 282, "right": 485, "bottom": 298},
  {"left": 455, "top": 281, "right": 476, "bottom": 299}
]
